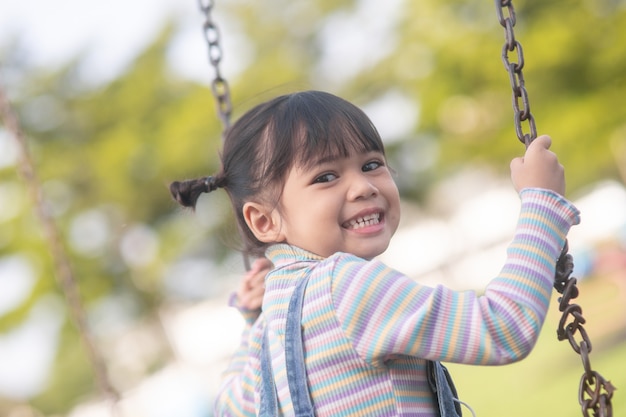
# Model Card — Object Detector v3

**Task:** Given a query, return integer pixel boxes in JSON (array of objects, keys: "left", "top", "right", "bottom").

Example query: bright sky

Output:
[
  {"left": 0, "top": 0, "right": 222, "bottom": 85},
  {"left": 0, "top": 0, "right": 406, "bottom": 87}
]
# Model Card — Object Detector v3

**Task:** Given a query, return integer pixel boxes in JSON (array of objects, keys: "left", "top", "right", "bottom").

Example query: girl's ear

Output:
[{"left": 243, "top": 202, "right": 285, "bottom": 243}]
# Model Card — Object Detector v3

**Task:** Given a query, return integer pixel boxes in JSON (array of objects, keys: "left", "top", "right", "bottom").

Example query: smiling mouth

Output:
[{"left": 343, "top": 212, "right": 381, "bottom": 230}]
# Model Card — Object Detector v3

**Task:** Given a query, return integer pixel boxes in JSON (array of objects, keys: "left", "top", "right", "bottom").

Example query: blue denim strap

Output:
[
  {"left": 284, "top": 275, "right": 315, "bottom": 417},
  {"left": 259, "top": 274, "right": 314, "bottom": 417},
  {"left": 259, "top": 329, "right": 279, "bottom": 417},
  {"left": 427, "top": 361, "right": 463, "bottom": 417},
  {"left": 263, "top": 276, "right": 465, "bottom": 417}
]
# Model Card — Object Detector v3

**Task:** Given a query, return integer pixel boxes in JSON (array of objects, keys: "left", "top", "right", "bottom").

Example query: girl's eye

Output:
[
  {"left": 313, "top": 173, "right": 337, "bottom": 184},
  {"left": 363, "top": 160, "right": 383, "bottom": 172}
]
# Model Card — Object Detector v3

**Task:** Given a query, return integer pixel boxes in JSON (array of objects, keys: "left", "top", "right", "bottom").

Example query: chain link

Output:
[
  {"left": 197, "top": 0, "right": 252, "bottom": 271},
  {"left": 494, "top": 1, "right": 615, "bottom": 415},
  {"left": 495, "top": 0, "right": 537, "bottom": 147},
  {"left": 0, "top": 84, "right": 122, "bottom": 413},
  {"left": 198, "top": 0, "right": 233, "bottom": 131},
  {"left": 554, "top": 244, "right": 616, "bottom": 416}
]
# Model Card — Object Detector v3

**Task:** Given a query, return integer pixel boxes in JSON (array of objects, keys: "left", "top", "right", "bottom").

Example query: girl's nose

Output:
[{"left": 347, "top": 174, "right": 379, "bottom": 201}]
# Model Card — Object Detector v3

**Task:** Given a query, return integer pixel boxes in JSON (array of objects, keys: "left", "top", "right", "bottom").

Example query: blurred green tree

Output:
[{"left": 1, "top": 0, "right": 624, "bottom": 414}]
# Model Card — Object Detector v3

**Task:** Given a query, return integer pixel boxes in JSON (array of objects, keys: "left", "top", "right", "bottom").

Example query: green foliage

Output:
[
  {"left": 341, "top": 0, "right": 626, "bottom": 196},
  {"left": 1, "top": 0, "right": 625, "bottom": 414},
  {"left": 32, "top": 324, "right": 95, "bottom": 413}
]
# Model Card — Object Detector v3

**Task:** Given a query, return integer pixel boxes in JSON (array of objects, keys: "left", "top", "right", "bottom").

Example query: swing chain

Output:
[
  {"left": 0, "top": 85, "right": 122, "bottom": 410},
  {"left": 197, "top": 0, "right": 252, "bottom": 271},
  {"left": 554, "top": 243, "right": 616, "bottom": 417},
  {"left": 494, "top": 1, "right": 615, "bottom": 415},
  {"left": 494, "top": 0, "right": 537, "bottom": 147},
  {"left": 198, "top": 0, "right": 233, "bottom": 131}
]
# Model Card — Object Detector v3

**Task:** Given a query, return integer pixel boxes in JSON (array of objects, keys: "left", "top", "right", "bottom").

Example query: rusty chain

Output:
[
  {"left": 494, "top": 0, "right": 537, "bottom": 147},
  {"left": 554, "top": 243, "right": 616, "bottom": 416},
  {"left": 494, "top": 1, "right": 615, "bottom": 415},
  {"left": 197, "top": 0, "right": 252, "bottom": 271},
  {"left": 0, "top": 85, "right": 122, "bottom": 413},
  {"left": 198, "top": 0, "right": 233, "bottom": 131}
]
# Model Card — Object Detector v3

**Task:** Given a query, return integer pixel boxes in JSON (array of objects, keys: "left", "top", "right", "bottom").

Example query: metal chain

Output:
[
  {"left": 198, "top": 0, "right": 233, "bottom": 131},
  {"left": 554, "top": 243, "right": 616, "bottom": 416},
  {"left": 494, "top": 0, "right": 537, "bottom": 147},
  {"left": 197, "top": 0, "right": 251, "bottom": 270},
  {"left": 0, "top": 84, "right": 122, "bottom": 413},
  {"left": 494, "top": 1, "right": 615, "bottom": 415}
]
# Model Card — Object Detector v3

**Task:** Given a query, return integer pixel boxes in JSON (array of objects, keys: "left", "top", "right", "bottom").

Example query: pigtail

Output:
[{"left": 169, "top": 175, "right": 225, "bottom": 209}]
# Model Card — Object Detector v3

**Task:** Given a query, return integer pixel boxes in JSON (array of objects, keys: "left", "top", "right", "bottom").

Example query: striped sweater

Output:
[{"left": 215, "top": 188, "right": 580, "bottom": 416}]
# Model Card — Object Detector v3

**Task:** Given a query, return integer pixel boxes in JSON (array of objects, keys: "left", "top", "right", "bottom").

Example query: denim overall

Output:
[{"left": 259, "top": 274, "right": 462, "bottom": 417}]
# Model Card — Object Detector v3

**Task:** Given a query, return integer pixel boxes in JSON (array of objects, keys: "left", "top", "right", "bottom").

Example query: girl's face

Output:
[{"left": 275, "top": 150, "right": 400, "bottom": 259}]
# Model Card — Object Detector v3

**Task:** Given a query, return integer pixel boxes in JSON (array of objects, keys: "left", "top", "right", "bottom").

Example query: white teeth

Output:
[{"left": 347, "top": 213, "right": 381, "bottom": 229}]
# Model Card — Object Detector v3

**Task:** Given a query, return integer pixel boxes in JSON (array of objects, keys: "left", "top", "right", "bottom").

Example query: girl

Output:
[{"left": 170, "top": 90, "right": 580, "bottom": 416}]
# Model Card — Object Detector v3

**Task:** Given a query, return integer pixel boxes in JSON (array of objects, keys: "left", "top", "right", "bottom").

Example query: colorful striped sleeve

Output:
[
  {"left": 213, "top": 298, "right": 264, "bottom": 417},
  {"left": 331, "top": 188, "right": 580, "bottom": 366}
]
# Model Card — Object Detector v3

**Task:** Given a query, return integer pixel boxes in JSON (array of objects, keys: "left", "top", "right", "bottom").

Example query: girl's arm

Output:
[
  {"left": 214, "top": 258, "right": 270, "bottom": 416},
  {"left": 332, "top": 188, "right": 579, "bottom": 366},
  {"left": 331, "top": 135, "right": 580, "bottom": 366},
  {"left": 213, "top": 317, "right": 263, "bottom": 417}
]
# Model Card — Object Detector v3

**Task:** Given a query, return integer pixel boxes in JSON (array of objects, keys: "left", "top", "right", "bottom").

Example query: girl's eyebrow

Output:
[
  {"left": 312, "top": 155, "right": 340, "bottom": 165},
  {"left": 301, "top": 150, "right": 341, "bottom": 167},
  {"left": 307, "top": 150, "right": 382, "bottom": 168}
]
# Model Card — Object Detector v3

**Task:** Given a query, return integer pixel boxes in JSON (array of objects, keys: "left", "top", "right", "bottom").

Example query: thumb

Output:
[
  {"left": 527, "top": 135, "right": 552, "bottom": 151},
  {"left": 510, "top": 156, "right": 524, "bottom": 171}
]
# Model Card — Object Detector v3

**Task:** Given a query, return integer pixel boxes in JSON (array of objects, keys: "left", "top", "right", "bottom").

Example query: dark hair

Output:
[{"left": 170, "top": 90, "right": 386, "bottom": 256}]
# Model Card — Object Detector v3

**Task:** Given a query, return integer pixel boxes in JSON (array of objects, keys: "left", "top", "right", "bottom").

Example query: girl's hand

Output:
[
  {"left": 510, "top": 135, "right": 566, "bottom": 196},
  {"left": 235, "top": 257, "right": 272, "bottom": 311}
]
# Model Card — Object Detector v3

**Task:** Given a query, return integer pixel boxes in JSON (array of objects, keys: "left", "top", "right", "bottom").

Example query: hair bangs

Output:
[
  {"left": 290, "top": 92, "right": 385, "bottom": 170},
  {"left": 253, "top": 91, "right": 386, "bottom": 195}
]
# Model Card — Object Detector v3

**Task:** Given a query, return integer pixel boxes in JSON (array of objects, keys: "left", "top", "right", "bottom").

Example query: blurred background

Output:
[{"left": 1, "top": 0, "right": 625, "bottom": 416}]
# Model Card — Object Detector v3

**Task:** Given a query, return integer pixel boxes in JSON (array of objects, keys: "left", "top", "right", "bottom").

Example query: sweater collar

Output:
[{"left": 265, "top": 243, "right": 324, "bottom": 268}]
